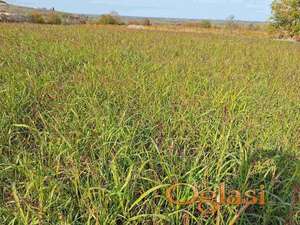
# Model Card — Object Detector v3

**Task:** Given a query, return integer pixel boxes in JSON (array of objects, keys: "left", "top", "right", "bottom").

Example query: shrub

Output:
[
  {"left": 141, "top": 18, "right": 151, "bottom": 26},
  {"left": 97, "top": 14, "right": 123, "bottom": 25},
  {"left": 225, "top": 15, "right": 239, "bottom": 30},
  {"left": 247, "top": 23, "right": 259, "bottom": 31},
  {"left": 272, "top": 0, "right": 300, "bottom": 37},
  {"left": 295, "top": 35, "right": 300, "bottom": 42},
  {"left": 29, "top": 12, "right": 45, "bottom": 24},
  {"left": 79, "top": 18, "right": 87, "bottom": 24},
  {"left": 46, "top": 13, "right": 62, "bottom": 24},
  {"left": 199, "top": 20, "right": 212, "bottom": 28}
]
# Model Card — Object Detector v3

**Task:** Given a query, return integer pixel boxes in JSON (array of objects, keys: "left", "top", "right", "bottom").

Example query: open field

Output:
[
  {"left": 0, "top": 24, "right": 300, "bottom": 224},
  {"left": 144, "top": 25, "right": 270, "bottom": 39}
]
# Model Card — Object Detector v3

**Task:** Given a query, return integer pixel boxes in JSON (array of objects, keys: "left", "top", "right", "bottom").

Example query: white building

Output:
[
  {"left": 0, "top": 1, "right": 7, "bottom": 12},
  {"left": 0, "top": 1, "right": 7, "bottom": 6}
]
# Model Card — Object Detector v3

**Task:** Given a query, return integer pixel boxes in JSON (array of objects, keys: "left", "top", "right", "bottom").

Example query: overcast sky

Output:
[{"left": 6, "top": 0, "right": 273, "bottom": 21}]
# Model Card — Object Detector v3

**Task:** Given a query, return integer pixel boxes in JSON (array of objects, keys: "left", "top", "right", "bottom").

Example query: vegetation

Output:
[
  {"left": 128, "top": 18, "right": 151, "bottom": 26},
  {"left": 46, "top": 13, "right": 62, "bottom": 25},
  {"left": 199, "top": 19, "right": 212, "bottom": 28},
  {"left": 97, "top": 14, "right": 123, "bottom": 25},
  {"left": 29, "top": 12, "right": 62, "bottom": 25},
  {"left": 29, "top": 12, "right": 45, "bottom": 24},
  {"left": 0, "top": 24, "right": 300, "bottom": 225},
  {"left": 141, "top": 18, "right": 151, "bottom": 26},
  {"left": 271, "top": 0, "right": 300, "bottom": 37},
  {"left": 247, "top": 23, "right": 260, "bottom": 31},
  {"left": 225, "top": 15, "right": 238, "bottom": 30}
]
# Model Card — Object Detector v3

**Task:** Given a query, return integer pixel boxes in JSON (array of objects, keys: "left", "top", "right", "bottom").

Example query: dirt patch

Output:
[{"left": 127, "top": 25, "right": 145, "bottom": 30}]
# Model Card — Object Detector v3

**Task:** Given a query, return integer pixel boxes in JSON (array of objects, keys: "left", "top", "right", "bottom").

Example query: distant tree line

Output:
[
  {"left": 30, "top": 12, "right": 62, "bottom": 24},
  {"left": 28, "top": 12, "right": 87, "bottom": 25}
]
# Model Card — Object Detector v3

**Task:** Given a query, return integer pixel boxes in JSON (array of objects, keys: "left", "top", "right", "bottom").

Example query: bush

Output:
[
  {"left": 29, "top": 12, "right": 45, "bottom": 24},
  {"left": 47, "top": 13, "right": 62, "bottom": 25},
  {"left": 225, "top": 15, "right": 239, "bottom": 30},
  {"left": 97, "top": 14, "right": 123, "bottom": 25},
  {"left": 199, "top": 20, "right": 212, "bottom": 28},
  {"left": 141, "top": 18, "right": 151, "bottom": 26},
  {"left": 272, "top": 0, "right": 300, "bottom": 37},
  {"left": 247, "top": 23, "right": 259, "bottom": 31}
]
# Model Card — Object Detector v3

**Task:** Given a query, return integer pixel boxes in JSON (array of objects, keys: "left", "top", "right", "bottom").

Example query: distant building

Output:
[
  {"left": 0, "top": 1, "right": 7, "bottom": 7},
  {"left": 0, "top": 12, "right": 29, "bottom": 23},
  {"left": 0, "top": 0, "right": 7, "bottom": 13},
  {"left": 0, "top": 0, "right": 7, "bottom": 8}
]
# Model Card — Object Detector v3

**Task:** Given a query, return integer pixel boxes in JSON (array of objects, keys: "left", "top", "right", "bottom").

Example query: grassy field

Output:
[{"left": 0, "top": 24, "right": 300, "bottom": 225}]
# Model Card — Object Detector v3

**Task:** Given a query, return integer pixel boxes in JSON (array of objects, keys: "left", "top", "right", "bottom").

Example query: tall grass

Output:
[{"left": 0, "top": 24, "right": 299, "bottom": 225}]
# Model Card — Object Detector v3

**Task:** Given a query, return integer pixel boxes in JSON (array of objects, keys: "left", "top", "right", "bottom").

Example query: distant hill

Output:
[
  {"left": 0, "top": 2, "right": 266, "bottom": 25},
  {"left": 0, "top": 3, "right": 89, "bottom": 23},
  {"left": 120, "top": 15, "right": 266, "bottom": 25},
  {"left": 1, "top": 3, "right": 69, "bottom": 15}
]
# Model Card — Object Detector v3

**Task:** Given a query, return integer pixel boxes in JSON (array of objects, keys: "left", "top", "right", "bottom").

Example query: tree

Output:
[
  {"left": 271, "top": 0, "right": 300, "bottom": 36},
  {"left": 97, "top": 14, "right": 123, "bottom": 25},
  {"left": 29, "top": 12, "right": 45, "bottom": 24},
  {"left": 141, "top": 18, "right": 151, "bottom": 26},
  {"left": 47, "top": 13, "right": 62, "bottom": 24},
  {"left": 225, "top": 15, "right": 238, "bottom": 30},
  {"left": 199, "top": 20, "right": 212, "bottom": 28}
]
